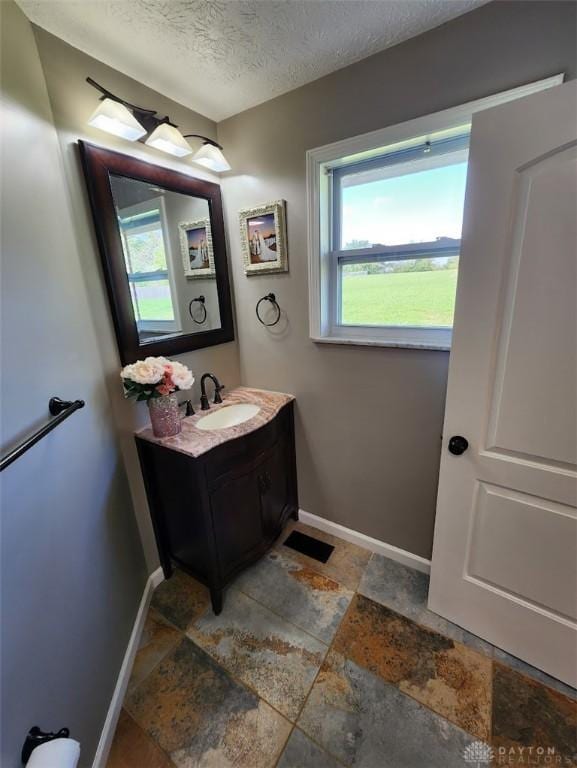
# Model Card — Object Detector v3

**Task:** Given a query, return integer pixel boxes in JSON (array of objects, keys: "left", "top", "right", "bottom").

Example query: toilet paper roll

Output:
[{"left": 26, "top": 738, "right": 80, "bottom": 768}]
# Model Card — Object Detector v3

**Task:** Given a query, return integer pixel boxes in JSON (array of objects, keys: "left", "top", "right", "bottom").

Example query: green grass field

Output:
[
  {"left": 133, "top": 268, "right": 458, "bottom": 326},
  {"left": 134, "top": 298, "right": 175, "bottom": 320},
  {"left": 341, "top": 268, "right": 458, "bottom": 327}
]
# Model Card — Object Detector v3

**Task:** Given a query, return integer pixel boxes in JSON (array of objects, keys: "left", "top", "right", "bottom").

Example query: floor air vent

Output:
[{"left": 283, "top": 530, "right": 335, "bottom": 563}]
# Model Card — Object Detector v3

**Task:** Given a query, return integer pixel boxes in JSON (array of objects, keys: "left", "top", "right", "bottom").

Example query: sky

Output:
[
  {"left": 187, "top": 226, "right": 207, "bottom": 250},
  {"left": 248, "top": 213, "right": 276, "bottom": 240},
  {"left": 341, "top": 162, "right": 468, "bottom": 248}
]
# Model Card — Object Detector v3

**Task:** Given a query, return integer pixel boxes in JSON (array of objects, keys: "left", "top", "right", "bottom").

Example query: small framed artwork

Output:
[
  {"left": 239, "top": 200, "right": 288, "bottom": 275},
  {"left": 179, "top": 218, "right": 215, "bottom": 278}
]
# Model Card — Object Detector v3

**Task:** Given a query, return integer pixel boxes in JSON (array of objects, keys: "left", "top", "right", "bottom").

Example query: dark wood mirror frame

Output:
[{"left": 79, "top": 141, "right": 234, "bottom": 365}]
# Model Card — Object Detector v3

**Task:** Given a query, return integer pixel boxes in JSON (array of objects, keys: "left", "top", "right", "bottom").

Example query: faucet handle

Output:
[
  {"left": 179, "top": 399, "right": 194, "bottom": 416},
  {"left": 214, "top": 383, "right": 225, "bottom": 404}
]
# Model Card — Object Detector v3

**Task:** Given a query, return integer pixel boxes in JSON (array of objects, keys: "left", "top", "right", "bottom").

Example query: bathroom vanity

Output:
[{"left": 135, "top": 387, "right": 298, "bottom": 614}]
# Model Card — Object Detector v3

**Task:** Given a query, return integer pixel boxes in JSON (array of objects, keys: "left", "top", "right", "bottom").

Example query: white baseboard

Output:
[
  {"left": 298, "top": 509, "right": 431, "bottom": 574},
  {"left": 92, "top": 567, "right": 164, "bottom": 767},
  {"left": 150, "top": 566, "right": 165, "bottom": 590}
]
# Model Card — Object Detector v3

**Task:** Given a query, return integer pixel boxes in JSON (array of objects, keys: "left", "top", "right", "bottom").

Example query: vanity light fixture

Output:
[
  {"left": 188, "top": 138, "right": 231, "bottom": 173},
  {"left": 145, "top": 122, "right": 193, "bottom": 157},
  {"left": 86, "top": 77, "right": 231, "bottom": 171},
  {"left": 87, "top": 98, "right": 147, "bottom": 141}
]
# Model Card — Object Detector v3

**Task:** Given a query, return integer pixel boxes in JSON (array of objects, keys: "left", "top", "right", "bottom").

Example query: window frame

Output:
[
  {"left": 329, "top": 138, "right": 468, "bottom": 347},
  {"left": 306, "top": 74, "right": 564, "bottom": 350},
  {"left": 118, "top": 196, "right": 182, "bottom": 335}
]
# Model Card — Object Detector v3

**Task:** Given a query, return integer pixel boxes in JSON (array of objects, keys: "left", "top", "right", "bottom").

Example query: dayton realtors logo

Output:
[
  {"left": 463, "top": 741, "right": 494, "bottom": 766},
  {"left": 463, "top": 741, "right": 573, "bottom": 766}
]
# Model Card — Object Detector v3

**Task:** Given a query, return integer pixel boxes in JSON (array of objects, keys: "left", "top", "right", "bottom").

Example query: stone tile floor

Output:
[{"left": 108, "top": 520, "right": 577, "bottom": 768}]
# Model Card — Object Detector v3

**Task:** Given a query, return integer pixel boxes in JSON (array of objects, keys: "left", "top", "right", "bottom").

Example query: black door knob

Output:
[{"left": 448, "top": 436, "right": 469, "bottom": 455}]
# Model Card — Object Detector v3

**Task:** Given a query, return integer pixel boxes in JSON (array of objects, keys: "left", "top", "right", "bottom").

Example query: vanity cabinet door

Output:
[
  {"left": 209, "top": 467, "right": 264, "bottom": 578},
  {"left": 259, "top": 438, "right": 290, "bottom": 540}
]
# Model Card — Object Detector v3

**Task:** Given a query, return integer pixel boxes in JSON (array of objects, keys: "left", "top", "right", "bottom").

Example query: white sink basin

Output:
[{"left": 196, "top": 403, "right": 261, "bottom": 431}]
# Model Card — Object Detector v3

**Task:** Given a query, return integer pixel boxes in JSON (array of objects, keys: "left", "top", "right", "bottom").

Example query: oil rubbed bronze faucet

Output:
[{"left": 200, "top": 373, "right": 225, "bottom": 410}]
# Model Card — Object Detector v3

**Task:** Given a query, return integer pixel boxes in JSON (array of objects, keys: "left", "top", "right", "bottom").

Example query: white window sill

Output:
[{"left": 311, "top": 335, "right": 451, "bottom": 351}]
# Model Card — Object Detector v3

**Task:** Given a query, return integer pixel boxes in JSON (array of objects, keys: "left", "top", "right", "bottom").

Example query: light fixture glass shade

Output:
[
  {"left": 192, "top": 143, "right": 231, "bottom": 172},
  {"left": 145, "top": 123, "right": 192, "bottom": 157},
  {"left": 87, "top": 98, "right": 146, "bottom": 141}
]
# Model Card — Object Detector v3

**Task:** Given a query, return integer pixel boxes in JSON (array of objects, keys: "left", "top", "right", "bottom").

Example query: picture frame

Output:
[
  {"left": 239, "top": 200, "right": 288, "bottom": 275},
  {"left": 179, "top": 217, "right": 215, "bottom": 279}
]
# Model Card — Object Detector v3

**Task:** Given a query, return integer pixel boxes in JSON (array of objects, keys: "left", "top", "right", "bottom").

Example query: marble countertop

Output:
[{"left": 136, "top": 386, "right": 294, "bottom": 459}]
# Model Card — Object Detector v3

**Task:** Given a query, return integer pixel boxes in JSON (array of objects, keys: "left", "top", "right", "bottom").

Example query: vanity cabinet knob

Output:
[{"left": 258, "top": 473, "right": 271, "bottom": 493}]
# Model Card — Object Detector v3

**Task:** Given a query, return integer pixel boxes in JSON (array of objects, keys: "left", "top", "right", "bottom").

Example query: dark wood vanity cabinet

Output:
[{"left": 135, "top": 401, "right": 298, "bottom": 614}]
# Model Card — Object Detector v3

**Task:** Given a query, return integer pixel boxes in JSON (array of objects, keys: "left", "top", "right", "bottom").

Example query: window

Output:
[
  {"left": 118, "top": 198, "right": 181, "bottom": 335},
  {"left": 307, "top": 75, "right": 564, "bottom": 349},
  {"left": 333, "top": 135, "right": 468, "bottom": 341}
]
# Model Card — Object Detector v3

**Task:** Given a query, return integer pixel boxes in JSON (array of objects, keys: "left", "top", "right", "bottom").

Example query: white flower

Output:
[
  {"left": 171, "top": 361, "right": 194, "bottom": 391},
  {"left": 120, "top": 356, "right": 194, "bottom": 391},
  {"left": 150, "top": 356, "right": 171, "bottom": 368},
  {"left": 122, "top": 358, "right": 165, "bottom": 385}
]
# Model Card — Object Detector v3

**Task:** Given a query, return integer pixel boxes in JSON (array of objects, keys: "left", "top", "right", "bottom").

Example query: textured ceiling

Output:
[{"left": 19, "top": 0, "right": 487, "bottom": 121}]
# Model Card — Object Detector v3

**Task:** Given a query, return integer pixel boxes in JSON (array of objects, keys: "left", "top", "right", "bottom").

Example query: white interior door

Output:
[{"left": 429, "top": 81, "right": 577, "bottom": 686}]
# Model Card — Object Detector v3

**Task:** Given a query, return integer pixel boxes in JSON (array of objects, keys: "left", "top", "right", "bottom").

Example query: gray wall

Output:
[
  {"left": 218, "top": 0, "right": 577, "bottom": 559},
  {"left": 162, "top": 193, "right": 222, "bottom": 334},
  {"left": 0, "top": 2, "right": 147, "bottom": 764},
  {"left": 31, "top": 27, "right": 242, "bottom": 569}
]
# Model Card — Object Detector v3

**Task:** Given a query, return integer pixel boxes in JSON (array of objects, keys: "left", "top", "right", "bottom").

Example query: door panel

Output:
[
  {"left": 259, "top": 438, "right": 290, "bottom": 539},
  {"left": 429, "top": 81, "right": 577, "bottom": 686},
  {"left": 487, "top": 146, "right": 577, "bottom": 466},
  {"left": 210, "top": 468, "right": 264, "bottom": 578},
  {"left": 466, "top": 483, "right": 577, "bottom": 621}
]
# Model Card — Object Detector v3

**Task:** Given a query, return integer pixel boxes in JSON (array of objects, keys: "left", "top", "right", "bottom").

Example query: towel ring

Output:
[
  {"left": 189, "top": 295, "right": 207, "bottom": 324},
  {"left": 256, "top": 293, "right": 281, "bottom": 327}
]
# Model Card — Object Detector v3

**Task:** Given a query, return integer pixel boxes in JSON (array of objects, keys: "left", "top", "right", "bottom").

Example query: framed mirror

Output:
[{"left": 79, "top": 141, "right": 234, "bottom": 364}]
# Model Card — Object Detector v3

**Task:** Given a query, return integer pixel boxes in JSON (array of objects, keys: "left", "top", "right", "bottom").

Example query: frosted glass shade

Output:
[
  {"left": 87, "top": 98, "right": 146, "bottom": 141},
  {"left": 145, "top": 123, "right": 192, "bottom": 157},
  {"left": 193, "top": 143, "right": 231, "bottom": 172}
]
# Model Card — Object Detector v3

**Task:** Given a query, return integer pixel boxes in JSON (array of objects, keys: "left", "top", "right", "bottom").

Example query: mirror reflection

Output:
[{"left": 110, "top": 174, "right": 222, "bottom": 344}]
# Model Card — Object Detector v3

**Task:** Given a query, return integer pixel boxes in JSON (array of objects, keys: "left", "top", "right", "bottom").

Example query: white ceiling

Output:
[{"left": 19, "top": 0, "right": 487, "bottom": 121}]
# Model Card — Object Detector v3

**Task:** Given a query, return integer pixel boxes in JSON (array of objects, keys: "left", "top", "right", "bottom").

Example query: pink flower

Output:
[
  {"left": 120, "top": 356, "right": 193, "bottom": 400},
  {"left": 155, "top": 371, "right": 176, "bottom": 396}
]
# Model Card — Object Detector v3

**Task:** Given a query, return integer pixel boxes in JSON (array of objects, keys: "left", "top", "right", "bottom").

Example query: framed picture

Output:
[
  {"left": 179, "top": 218, "right": 215, "bottom": 278},
  {"left": 239, "top": 200, "right": 288, "bottom": 275}
]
